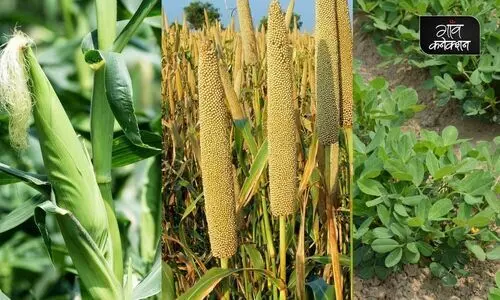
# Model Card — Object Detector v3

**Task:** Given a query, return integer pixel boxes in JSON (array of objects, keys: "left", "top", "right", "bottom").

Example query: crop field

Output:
[{"left": 161, "top": 0, "right": 354, "bottom": 299}]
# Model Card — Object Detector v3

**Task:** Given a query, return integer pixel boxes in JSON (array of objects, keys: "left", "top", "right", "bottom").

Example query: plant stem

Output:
[
  {"left": 92, "top": 0, "right": 123, "bottom": 281},
  {"left": 279, "top": 215, "right": 287, "bottom": 300},
  {"left": 220, "top": 258, "right": 230, "bottom": 300},
  {"left": 261, "top": 195, "right": 278, "bottom": 299},
  {"left": 240, "top": 246, "right": 251, "bottom": 299},
  {"left": 323, "top": 143, "right": 342, "bottom": 300},
  {"left": 345, "top": 127, "right": 354, "bottom": 300}
]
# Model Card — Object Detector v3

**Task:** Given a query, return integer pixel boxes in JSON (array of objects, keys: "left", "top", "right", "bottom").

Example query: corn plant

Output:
[
  {"left": 0, "top": 0, "right": 163, "bottom": 298},
  {"left": 162, "top": 0, "right": 354, "bottom": 299}
]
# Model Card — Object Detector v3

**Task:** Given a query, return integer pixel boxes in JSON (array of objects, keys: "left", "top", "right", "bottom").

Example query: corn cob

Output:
[
  {"left": 237, "top": 0, "right": 258, "bottom": 65},
  {"left": 315, "top": 0, "right": 340, "bottom": 145},
  {"left": 266, "top": 0, "right": 298, "bottom": 217},
  {"left": 0, "top": 33, "right": 120, "bottom": 299},
  {"left": 198, "top": 40, "right": 238, "bottom": 258}
]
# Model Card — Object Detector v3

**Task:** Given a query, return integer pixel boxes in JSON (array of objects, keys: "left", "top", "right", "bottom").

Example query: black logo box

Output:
[{"left": 419, "top": 16, "right": 480, "bottom": 55}]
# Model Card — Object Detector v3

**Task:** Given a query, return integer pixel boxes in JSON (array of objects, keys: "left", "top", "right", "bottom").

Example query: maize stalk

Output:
[{"left": 91, "top": 0, "right": 123, "bottom": 281}]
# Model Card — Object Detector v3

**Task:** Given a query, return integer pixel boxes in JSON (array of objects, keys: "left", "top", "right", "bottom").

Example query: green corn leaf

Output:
[
  {"left": 114, "top": 0, "right": 160, "bottom": 52},
  {"left": 81, "top": 21, "right": 128, "bottom": 53},
  {"left": 83, "top": 49, "right": 159, "bottom": 149},
  {"left": 0, "top": 194, "right": 45, "bottom": 233},
  {"left": 140, "top": 157, "right": 162, "bottom": 263},
  {"left": 34, "top": 201, "right": 122, "bottom": 299},
  {"left": 0, "top": 162, "right": 50, "bottom": 196},
  {"left": 103, "top": 51, "right": 152, "bottom": 148},
  {"left": 0, "top": 289, "right": 10, "bottom": 300},
  {"left": 112, "top": 130, "right": 161, "bottom": 167},
  {"left": 131, "top": 255, "right": 161, "bottom": 299}
]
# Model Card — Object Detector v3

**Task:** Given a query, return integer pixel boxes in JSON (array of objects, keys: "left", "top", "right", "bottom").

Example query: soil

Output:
[
  {"left": 353, "top": 15, "right": 500, "bottom": 143},
  {"left": 354, "top": 261, "right": 500, "bottom": 300},
  {"left": 352, "top": 13, "right": 500, "bottom": 299}
]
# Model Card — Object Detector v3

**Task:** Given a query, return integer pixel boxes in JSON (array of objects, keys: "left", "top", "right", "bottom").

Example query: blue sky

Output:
[{"left": 162, "top": 0, "right": 353, "bottom": 32}]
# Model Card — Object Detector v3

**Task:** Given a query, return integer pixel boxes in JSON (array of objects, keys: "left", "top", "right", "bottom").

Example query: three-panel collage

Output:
[{"left": 0, "top": 0, "right": 498, "bottom": 299}]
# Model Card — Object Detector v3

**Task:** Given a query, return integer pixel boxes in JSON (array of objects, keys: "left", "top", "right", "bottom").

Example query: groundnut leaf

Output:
[
  {"left": 428, "top": 198, "right": 453, "bottom": 220},
  {"left": 486, "top": 246, "right": 500, "bottom": 260},
  {"left": 384, "top": 248, "right": 402, "bottom": 267},
  {"left": 0, "top": 194, "right": 45, "bottom": 233},
  {"left": 371, "top": 238, "right": 400, "bottom": 253},
  {"left": 465, "top": 241, "right": 486, "bottom": 261}
]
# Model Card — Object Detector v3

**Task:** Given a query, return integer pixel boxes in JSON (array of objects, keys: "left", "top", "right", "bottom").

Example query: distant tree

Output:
[
  {"left": 183, "top": 1, "right": 221, "bottom": 30},
  {"left": 258, "top": 12, "right": 303, "bottom": 31}
]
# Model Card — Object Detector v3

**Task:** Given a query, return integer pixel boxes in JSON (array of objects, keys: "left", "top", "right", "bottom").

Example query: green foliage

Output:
[
  {"left": 353, "top": 73, "right": 499, "bottom": 285},
  {"left": 356, "top": 0, "right": 500, "bottom": 122},
  {"left": 183, "top": 1, "right": 221, "bottom": 29},
  {"left": 259, "top": 12, "right": 303, "bottom": 31}
]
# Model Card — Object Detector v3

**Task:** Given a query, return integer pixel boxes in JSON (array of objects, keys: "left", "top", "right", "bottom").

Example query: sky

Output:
[{"left": 162, "top": 0, "right": 354, "bottom": 32}]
